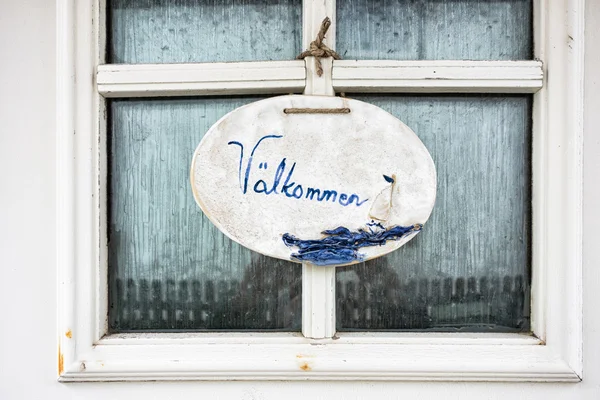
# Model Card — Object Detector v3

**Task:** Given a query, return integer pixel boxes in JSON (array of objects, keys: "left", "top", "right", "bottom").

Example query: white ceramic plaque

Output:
[{"left": 191, "top": 95, "right": 436, "bottom": 266}]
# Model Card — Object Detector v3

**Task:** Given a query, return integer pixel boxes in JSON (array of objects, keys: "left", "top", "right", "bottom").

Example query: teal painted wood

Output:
[
  {"left": 107, "top": 1, "right": 532, "bottom": 332},
  {"left": 336, "top": 0, "right": 532, "bottom": 60},
  {"left": 108, "top": 0, "right": 302, "bottom": 64},
  {"left": 108, "top": 98, "right": 301, "bottom": 331},
  {"left": 109, "top": 95, "right": 531, "bottom": 332},
  {"left": 336, "top": 95, "right": 532, "bottom": 331}
]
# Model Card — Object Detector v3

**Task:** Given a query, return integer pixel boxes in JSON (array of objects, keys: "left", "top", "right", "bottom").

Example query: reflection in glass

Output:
[
  {"left": 337, "top": 0, "right": 533, "bottom": 60},
  {"left": 108, "top": 0, "right": 302, "bottom": 63},
  {"left": 108, "top": 97, "right": 301, "bottom": 331},
  {"left": 336, "top": 95, "right": 531, "bottom": 332}
]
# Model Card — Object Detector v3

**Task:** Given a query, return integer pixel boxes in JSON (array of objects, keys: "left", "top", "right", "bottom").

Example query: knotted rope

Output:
[{"left": 296, "top": 17, "right": 341, "bottom": 77}]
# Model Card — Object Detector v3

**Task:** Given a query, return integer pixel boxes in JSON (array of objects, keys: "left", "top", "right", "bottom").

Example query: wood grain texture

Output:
[
  {"left": 336, "top": 94, "right": 532, "bottom": 331},
  {"left": 108, "top": 0, "right": 302, "bottom": 64},
  {"left": 336, "top": 0, "right": 532, "bottom": 60},
  {"left": 108, "top": 97, "right": 301, "bottom": 331}
]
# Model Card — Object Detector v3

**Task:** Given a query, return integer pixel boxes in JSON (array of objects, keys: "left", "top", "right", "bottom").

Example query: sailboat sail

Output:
[{"left": 369, "top": 174, "right": 396, "bottom": 222}]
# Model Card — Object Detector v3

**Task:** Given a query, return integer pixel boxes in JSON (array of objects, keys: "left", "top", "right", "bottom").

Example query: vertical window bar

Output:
[{"left": 301, "top": 0, "right": 338, "bottom": 339}]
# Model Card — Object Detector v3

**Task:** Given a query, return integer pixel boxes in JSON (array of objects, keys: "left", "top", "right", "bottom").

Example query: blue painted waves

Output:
[{"left": 282, "top": 223, "right": 422, "bottom": 266}]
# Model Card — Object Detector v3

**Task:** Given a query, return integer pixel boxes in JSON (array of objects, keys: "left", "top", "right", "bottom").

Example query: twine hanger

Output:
[
  {"left": 296, "top": 17, "right": 341, "bottom": 77},
  {"left": 285, "top": 17, "right": 348, "bottom": 114}
]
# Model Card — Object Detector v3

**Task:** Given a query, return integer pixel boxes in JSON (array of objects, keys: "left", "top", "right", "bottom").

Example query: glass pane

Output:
[
  {"left": 109, "top": 97, "right": 301, "bottom": 332},
  {"left": 336, "top": 0, "right": 533, "bottom": 60},
  {"left": 108, "top": 0, "right": 302, "bottom": 63},
  {"left": 336, "top": 95, "right": 531, "bottom": 332}
]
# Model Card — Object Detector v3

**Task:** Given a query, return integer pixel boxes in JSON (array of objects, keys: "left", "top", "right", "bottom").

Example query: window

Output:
[
  {"left": 57, "top": 0, "right": 583, "bottom": 381},
  {"left": 108, "top": 97, "right": 302, "bottom": 332}
]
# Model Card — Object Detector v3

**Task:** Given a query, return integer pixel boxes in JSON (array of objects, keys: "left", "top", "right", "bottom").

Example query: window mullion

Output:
[
  {"left": 302, "top": 0, "right": 336, "bottom": 54},
  {"left": 300, "top": 0, "right": 337, "bottom": 339}
]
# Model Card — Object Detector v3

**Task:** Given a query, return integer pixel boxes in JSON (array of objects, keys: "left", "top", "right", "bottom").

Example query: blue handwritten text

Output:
[{"left": 228, "top": 135, "right": 368, "bottom": 207}]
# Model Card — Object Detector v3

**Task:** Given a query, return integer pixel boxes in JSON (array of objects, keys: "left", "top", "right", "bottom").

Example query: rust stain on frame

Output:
[
  {"left": 58, "top": 344, "right": 64, "bottom": 376},
  {"left": 299, "top": 362, "right": 311, "bottom": 371},
  {"left": 65, "top": 330, "right": 72, "bottom": 339}
]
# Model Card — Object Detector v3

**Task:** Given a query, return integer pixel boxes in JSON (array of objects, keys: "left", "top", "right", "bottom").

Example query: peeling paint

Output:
[
  {"left": 58, "top": 344, "right": 64, "bottom": 376},
  {"left": 65, "top": 330, "right": 72, "bottom": 339}
]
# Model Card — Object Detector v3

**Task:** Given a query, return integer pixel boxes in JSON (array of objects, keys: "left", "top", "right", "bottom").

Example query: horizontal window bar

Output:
[
  {"left": 97, "top": 60, "right": 543, "bottom": 97},
  {"left": 97, "top": 61, "right": 306, "bottom": 98},
  {"left": 333, "top": 60, "right": 543, "bottom": 94}
]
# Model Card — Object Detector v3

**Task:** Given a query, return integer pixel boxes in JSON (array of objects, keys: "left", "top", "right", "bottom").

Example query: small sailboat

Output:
[
  {"left": 369, "top": 174, "right": 396, "bottom": 223},
  {"left": 282, "top": 173, "right": 423, "bottom": 266}
]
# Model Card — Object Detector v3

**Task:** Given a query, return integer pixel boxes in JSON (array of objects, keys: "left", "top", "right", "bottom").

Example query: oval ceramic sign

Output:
[{"left": 191, "top": 95, "right": 436, "bottom": 266}]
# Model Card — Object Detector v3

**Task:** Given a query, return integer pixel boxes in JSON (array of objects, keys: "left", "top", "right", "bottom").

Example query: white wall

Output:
[{"left": 1, "top": 1, "right": 599, "bottom": 398}]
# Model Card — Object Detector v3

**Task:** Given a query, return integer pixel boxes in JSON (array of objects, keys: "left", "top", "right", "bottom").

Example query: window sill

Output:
[{"left": 59, "top": 332, "right": 579, "bottom": 382}]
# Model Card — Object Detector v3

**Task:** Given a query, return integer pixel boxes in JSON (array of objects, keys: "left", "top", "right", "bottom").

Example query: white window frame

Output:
[{"left": 57, "top": 0, "right": 584, "bottom": 381}]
